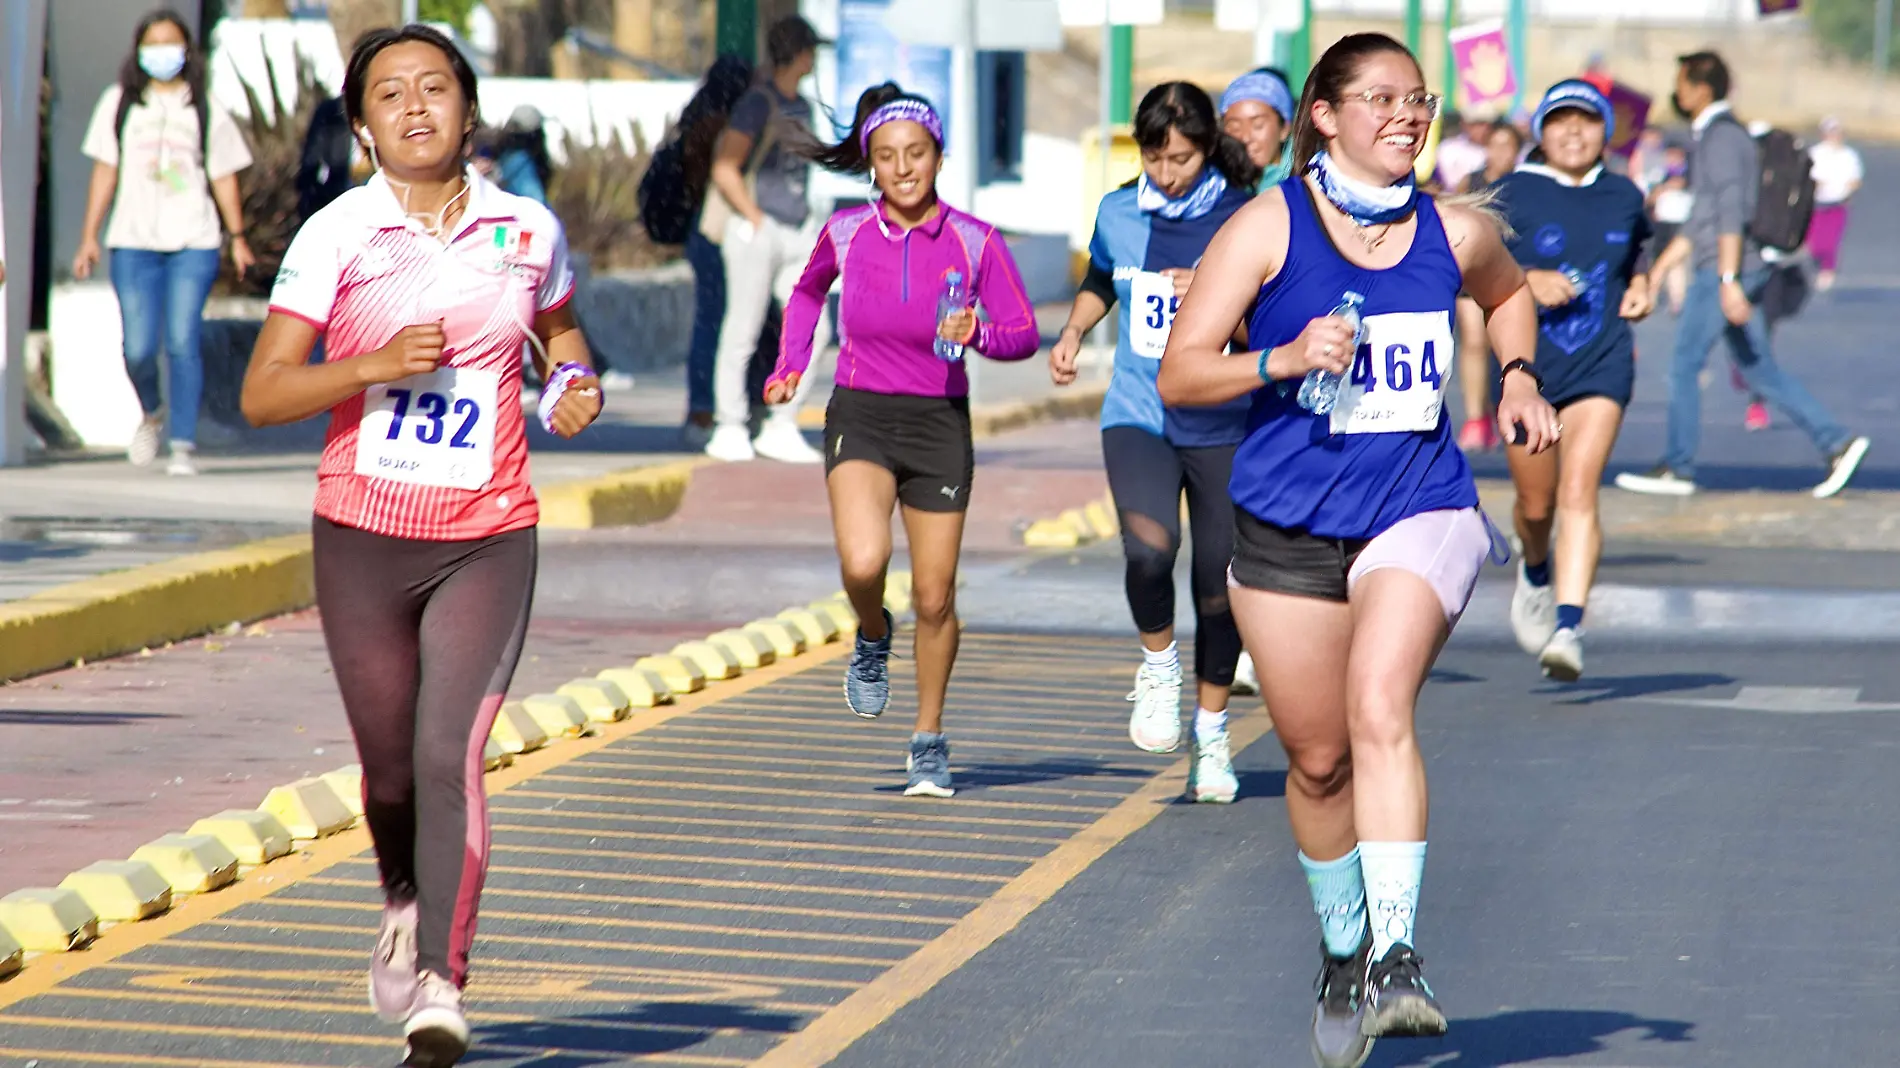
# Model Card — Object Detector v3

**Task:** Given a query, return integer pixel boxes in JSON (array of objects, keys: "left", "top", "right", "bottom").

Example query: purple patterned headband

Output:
[{"left": 859, "top": 98, "right": 944, "bottom": 153}]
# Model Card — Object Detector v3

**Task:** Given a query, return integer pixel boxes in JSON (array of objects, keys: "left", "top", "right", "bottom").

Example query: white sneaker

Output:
[
  {"left": 1231, "top": 651, "right": 1259, "bottom": 696},
  {"left": 402, "top": 970, "right": 469, "bottom": 1068},
  {"left": 1509, "top": 563, "right": 1556, "bottom": 656},
  {"left": 704, "top": 424, "right": 756, "bottom": 463},
  {"left": 1613, "top": 465, "right": 1696, "bottom": 496},
  {"left": 753, "top": 419, "right": 822, "bottom": 464},
  {"left": 1126, "top": 662, "right": 1183, "bottom": 753},
  {"left": 128, "top": 416, "right": 163, "bottom": 467},
  {"left": 1539, "top": 626, "right": 1584, "bottom": 682},
  {"left": 1188, "top": 725, "right": 1239, "bottom": 803},
  {"left": 598, "top": 369, "right": 636, "bottom": 392},
  {"left": 1813, "top": 436, "right": 1870, "bottom": 499},
  {"left": 165, "top": 442, "right": 198, "bottom": 477}
]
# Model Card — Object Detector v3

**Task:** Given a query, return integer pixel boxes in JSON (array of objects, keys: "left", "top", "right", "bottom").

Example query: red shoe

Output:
[
  {"left": 1745, "top": 401, "right": 1771, "bottom": 432},
  {"left": 1458, "top": 418, "right": 1496, "bottom": 451}
]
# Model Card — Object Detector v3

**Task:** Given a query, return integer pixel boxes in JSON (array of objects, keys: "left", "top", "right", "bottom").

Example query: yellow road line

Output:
[
  {"left": 256, "top": 898, "right": 931, "bottom": 947},
  {"left": 320, "top": 862, "right": 992, "bottom": 905},
  {"left": 751, "top": 710, "right": 1277, "bottom": 1067},
  {"left": 533, "top": 774, "right": 1116, "bottom": 814},
  {"left": 584, "top": 728, "right": 1147, "bottom": 762},
  {"left": 484, "top": 822, "right": 1047, "bottom": 863},
  {"left": 683, "top": 711, "right": 1129, "bottom": 744},
  {"left": 498, "top": 788, "right": 1094, "bottom": 830},
  {"left": 299, "top": 876, "right": 961, "bottom": 925},
  {"left": 492, "top": 811, "right": 1068, "bottom": 847},
  {"left": 564, "top": 758, "right": 1143, "bottom": 799},
  {"left": 580, "top": 733, "right": 1140, "bottom": 771},
  {"left": 454, "top": 841, "right": 1020, "bottom": 882},
  {"left": 0, "top": 1048, "right": 324, "bottom": 1068},
  {"left": 91, "top": 957, "right": 842, "bottom": 1001}
]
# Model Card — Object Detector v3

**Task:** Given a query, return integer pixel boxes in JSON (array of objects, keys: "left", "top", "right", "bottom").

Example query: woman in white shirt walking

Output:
[
  {"left": 1806, "top": 117, "right": 1862, "bottom": 292},
  {"left": 72, "top": 8, "right": 255, "bottom": 475}
]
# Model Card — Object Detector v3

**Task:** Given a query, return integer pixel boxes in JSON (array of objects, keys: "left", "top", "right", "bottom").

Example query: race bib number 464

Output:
[
  {"left": 1330, "top": 310, "right": 1453, "bottom": 435},
  {"left": 355, "top": 367, "right": 499, "bottom": 490}
]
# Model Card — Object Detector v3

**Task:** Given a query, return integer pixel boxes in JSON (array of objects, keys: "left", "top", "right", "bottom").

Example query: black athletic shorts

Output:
[
  {"left": 1229, "top": 510, "right": 1370, "bottom": 603},
  {"left": 824, "top": 386, "right": 974, "bottom": 513}
]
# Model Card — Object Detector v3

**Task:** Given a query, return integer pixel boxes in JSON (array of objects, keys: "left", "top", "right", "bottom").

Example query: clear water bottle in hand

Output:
[
  {"left": 1298, "top": 290, "right": 1366, "bottom": 415},
  {"left": 935, "top": 270, "right": 971, "bottom": 362},
  {"left": 1562, "top": 265, "right": 1590, "bottom": 298}
]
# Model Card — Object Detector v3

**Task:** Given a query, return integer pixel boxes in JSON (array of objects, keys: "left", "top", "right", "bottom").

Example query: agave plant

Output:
[
  {"left": 546, "top": 120, "right": 674, "bottom": 272},
  {"left": 224, "top": 49, "right": 326, "bottom": 297}
]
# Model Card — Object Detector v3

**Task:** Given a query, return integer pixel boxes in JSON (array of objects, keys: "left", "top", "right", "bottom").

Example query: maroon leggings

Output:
[{"left": 313, "top": 516, "right": 535, "bottom": 986}]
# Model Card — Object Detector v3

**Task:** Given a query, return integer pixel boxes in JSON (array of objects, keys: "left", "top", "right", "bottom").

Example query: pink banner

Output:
[
  {"left": 1450, "top": 22, "right": 1517, "bottom": 113},
  {"left": 1757, "top": 0, "right": 1801, "bottom": 15},
  {"left": 1605, "top": 82, "right": 1652, "bottom": 158}
]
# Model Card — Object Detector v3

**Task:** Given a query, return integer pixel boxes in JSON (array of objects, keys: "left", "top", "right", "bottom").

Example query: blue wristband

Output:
[{"left": 1257, "top": 348, "right": 1272, "bottom": 385}]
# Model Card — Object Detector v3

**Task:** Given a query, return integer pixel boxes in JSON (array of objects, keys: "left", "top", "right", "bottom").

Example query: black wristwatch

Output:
[{"left": 1500, "top": 359, "right": 1542, "bottom": 390}]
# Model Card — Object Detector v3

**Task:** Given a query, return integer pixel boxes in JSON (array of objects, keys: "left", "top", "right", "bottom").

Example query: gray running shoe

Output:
[
  {"left": 1311, "top": 936, "right": 1374, "bottom": 1068},
  {"left": 844, "top": 609, "right": 894, "bottom": 718},
  {"left": 1361, "top": 943, "right": 1447, "bottom": 1038},
  {"left": 904, "top": 732, "right": 955, "bottom": 798}
]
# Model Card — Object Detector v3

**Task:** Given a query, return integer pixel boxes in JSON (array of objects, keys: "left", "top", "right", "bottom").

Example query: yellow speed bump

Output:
[
  {"left": 595, "top": 666, "right": 673, "bottom": 708},
  {"left": 1084, "top": 499, "right": 1118, "bottom": 540},
  {"left": 260, "top": 777, "right": 355, "bottom": 841},
  {"left": 635, "top": 654, "right": 704, "bottom": 694},
  {"left": 776, "top": 607, "right": 837, "bottom": 645},
  {"left": 0, "top": 926, "right": 20, "bottom": 979},
  {"left": 129, "top": 833, "right": 239, "bottom": 896},
  {"left": 809, "top": 599, "right": 858, "bottom": 632},
  {"left": 558, "top": 678, "right": 632, "bottom": 722},
  {"left": 489, "top": 702, "right": 550, "bottom": 755},
  {"left": 745, "top": 618, "right": 807, "bottom": 658},
  {"left": 1023, "top": 516, "right": 1081, "bottom": 549},
  {"left": 483, "top": 738, "right": 512, "bottom": 772},
  {"left": 59, "top": 860, "right": 173, "bottom": 923},
  {"left": 519, "top": 694, "right": 589, "bottom": 739},
  {"left": 187, "top": 809, "right": 292, "bottom": 867},
  {"left": 0, "top": 887, "right": 99, "bottom": 952},
  {"left": 320, "top": 765, "right": 364, "bottom": 818},
  {"left": 672, "top": 640, "right": 741, "bottom": 681},
  {"left": 707, "top": 629, "right": 775, "bottom": 670}
]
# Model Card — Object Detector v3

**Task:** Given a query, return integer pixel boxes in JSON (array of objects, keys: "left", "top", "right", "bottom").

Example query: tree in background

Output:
[
  {"left": 326, "top": 0, "right": 399, "bottom": 57},
  {"left": 1810, "top": 0, "right": 1888, "bottom": 64},
  {"left": 420, "top": 0, "right": 483, "bottom": 35}
]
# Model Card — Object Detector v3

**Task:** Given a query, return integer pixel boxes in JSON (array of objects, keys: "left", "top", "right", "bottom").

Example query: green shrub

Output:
[
  {"left": 222, "top": 50, "right": 326, "bottom": 297},
  {"left": 1810, "top": 0, "right": 1887, "bottom": 64},
  {"left": 547, "top": 123, "right": 677, "bottom": 272}
]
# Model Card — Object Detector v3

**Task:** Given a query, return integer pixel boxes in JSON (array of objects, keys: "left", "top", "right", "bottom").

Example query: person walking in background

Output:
[
  {"left": 675, "top": 54, "right": 757, "bottom": 449},
  {"left": 704, "top": 15, "right": 829, "bottom": 465},
  {"left": 1806, "top": 116, "right": 1860, "bottom": 292},
  {"left": 1221, "top": 68, "right": 1296, "bottom": 190},
  {"left": 1431, "top": 110, "right": 1486, "bottom": 193},
  {"left": 1615, "top": 51, "right": 1869, "bottom": 500},
  {"left": 493, "top": 106, "right": 552, "bottom": 206},
  {"left": 71, "top": 7, "right": 255, "bottom": 477},
  {"left": 298, "top": 94, "right": 357, "bottom": 223},
  {"left": 1455, "top": 120, "right": 1525, "bottom": 452}
]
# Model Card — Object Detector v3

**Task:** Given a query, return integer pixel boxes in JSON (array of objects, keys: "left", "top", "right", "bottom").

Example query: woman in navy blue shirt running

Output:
[
  {"left": 1157, "top": 34, "right": 1556, "bottom": 1068},
  {"left": 1491, "top": 80, "right": 1653, "bottom": 682}
]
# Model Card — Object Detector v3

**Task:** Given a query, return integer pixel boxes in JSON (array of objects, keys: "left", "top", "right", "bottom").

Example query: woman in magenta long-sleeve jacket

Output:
[{"left": 764, "top": 83, "right": 1041, "bottom": 798}]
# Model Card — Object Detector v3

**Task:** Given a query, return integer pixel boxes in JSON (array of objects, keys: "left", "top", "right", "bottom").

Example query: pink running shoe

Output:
[{"left": 1745, "top": 401, "right": 1771, "bottom": 432}]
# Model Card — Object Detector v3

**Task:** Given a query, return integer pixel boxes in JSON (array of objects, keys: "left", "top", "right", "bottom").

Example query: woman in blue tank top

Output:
[{"left": 1156, "top": 34, "right": 1558, "bottom": 1066}]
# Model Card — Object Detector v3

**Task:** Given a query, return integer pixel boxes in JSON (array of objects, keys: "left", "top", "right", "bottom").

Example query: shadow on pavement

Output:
[
  {"left": 471, "top": 1003, "right": 801, "bottom": 1066},
  {"left": 1366, "top": 1007, "right": 1695, "bottom": 1067},
  {"left": 1541, "top": 672, "right": 1736, "bottom": 706},
  {"left": 0, "top": 710, "right": 174, "bottom": 726}
]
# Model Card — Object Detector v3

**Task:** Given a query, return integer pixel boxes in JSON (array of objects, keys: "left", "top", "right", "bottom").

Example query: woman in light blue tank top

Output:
[{"left": 1156, "top": 34, "right": 1559, "bottom": 1066}]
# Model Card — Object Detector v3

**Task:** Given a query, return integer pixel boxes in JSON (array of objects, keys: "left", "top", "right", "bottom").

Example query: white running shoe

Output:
[
  {"left": 704, "top": 424, "right": 756, "bottom": 463},
  {"left": 128, "top": 415, "right": 163, "bottom": 467},
  {"left": 165, "top": 441, "right": 198, "bottom": 477},
  {"left": 369, "top": 899, "right": 419, "bottom": 1022},
  {"left": 598, "top": 369, "right": 636, "bottom": 392},
  {"left": 1539, "top": 626, "right": 1584, "bottom": 682},
  {"left": 1188, "top": 725, "right": 1238, "bottom": 803},
  {"left": 1231, "top": 651, "right": 1259, "bottom": 696},
  {"left": 1126, "top": 662, "right": 1183, "bottom": 753},
  {"left": 1509, "top": 563, "right": 1556, "bottom": 656},
  {"left": 753, "top": 419, "right": 822, "bottom": 464},
  {"left": 403, "top": 970, "right": 469, "bottom": 1068},
  {"left": 1813, "top": 436, "right": 1870, "bottom": 499}
]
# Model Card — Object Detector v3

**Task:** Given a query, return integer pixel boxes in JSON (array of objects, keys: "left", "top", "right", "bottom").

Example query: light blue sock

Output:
[
  {"left": 1359, "top": 840, "right": 1428, "bottom": 959},
  {"left": 1299, "top": 848, "right": 1368, "bottom": 958}
]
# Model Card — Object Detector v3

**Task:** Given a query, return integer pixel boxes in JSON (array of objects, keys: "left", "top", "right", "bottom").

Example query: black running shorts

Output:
[{"left": 823, "top": 386, "right": 975, "bottom": 513}]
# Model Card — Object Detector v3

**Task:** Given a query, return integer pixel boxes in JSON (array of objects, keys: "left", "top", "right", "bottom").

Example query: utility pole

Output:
[
  {"left": 716, "top": 0, "right": 756, "bottom": 60},
  {"left": 1507, "top": 0, "right": 1527, "bottom": 113},
  {"left": 1404, "top": 0, "right": 1421, "bottom": 54},
  {"left": 402, "top": 0, "right": 418, "bottom": 25},
  {"left": 1441, "top": 0, "right": 1456, "bottom": 112}
]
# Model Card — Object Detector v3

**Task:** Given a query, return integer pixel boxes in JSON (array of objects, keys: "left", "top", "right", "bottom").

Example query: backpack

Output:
[
  {"left": 638, "top": 135, "right": 693, "bottom": 245},
  {"left": 1748, "top": 126, "right": 1817, "bottom": 253}
]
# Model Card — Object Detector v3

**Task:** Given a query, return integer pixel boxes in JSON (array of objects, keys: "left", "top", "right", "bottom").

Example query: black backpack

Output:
[
  {"left": 1748, "top": 125, "right": 1817, "bottom": 253},
  {"left": 638, "top": 135, "right": 692, "bottom": 245}
]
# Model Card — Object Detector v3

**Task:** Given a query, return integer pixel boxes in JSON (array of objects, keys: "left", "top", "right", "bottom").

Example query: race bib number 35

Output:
[
  {"left": 1330, "top": 310, "right": 1452, "bottom": 435},
  {"left": 355, "top": 367, "right": 499, "bottom": 490},
  {"left": 1129, "top": 271, "right": 1179, "bottom": 360}
]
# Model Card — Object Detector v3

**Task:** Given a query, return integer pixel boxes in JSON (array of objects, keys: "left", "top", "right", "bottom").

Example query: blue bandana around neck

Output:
[
  {"left": 1136, "top": 168, "right": 1229, "bottom": 221},
  {"left": 1307, "top": 150, "right": 1418, "bottom": 226}
]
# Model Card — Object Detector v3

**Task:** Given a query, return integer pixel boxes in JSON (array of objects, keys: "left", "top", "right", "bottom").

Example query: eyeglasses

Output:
[{"left": 1348, "top": 89, "right": 1443, "bottom": 121}]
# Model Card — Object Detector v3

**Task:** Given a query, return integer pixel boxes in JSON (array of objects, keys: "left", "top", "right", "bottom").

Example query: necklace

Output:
[{"left": 1351, "top": 220, "right": 1394, "bottom": 253}]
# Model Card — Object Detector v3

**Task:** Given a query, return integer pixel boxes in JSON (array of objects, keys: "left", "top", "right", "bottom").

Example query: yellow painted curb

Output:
[
  {"left": 707, "top": 628, "right": 775, "bottom": 670},
  {"left": 558, "top": 678, "right": 633, "bottom": 722},
  {"left": 259, "top": 778, "right": 354, "bottom": 841},
  {"left": 969, "top": 384, "right": 1109, "bottom": 441},
  {"left": 517, "top": 694, "right": 589, "bottom": 739},
  {"left": 672, "top": 640, "right": 741, "bottom": 681},
  {"left": 1022, "top": 517, "right": 1082, "bottom": 549},
  {"left": 0, "top": 927, "right": 20, "bottom": 979},
  {"left": 809, "top": 599, "right": 858, "bottom": 632},
  {"left": 319, "top": 766, "right": 364, "bottom": 819},
  {"left": 594, "top": 666, "right": 673, "bottom": 708},
  {"left": 744, "top": 618, "right": 807, "bottom": 658},
  {"left": 489, "top": 702, "right": 549, "bottom": 755},
  {"left": 128, "top": 834, "right": 239, "bottom": 896},
  {"left": 635, "top": 654, "right": 705, "bottom": 694},
  {"left": 884, "top": 570, "right": 914, "bottom": 615},
  {"left": 537, "top": 459, "right": 703, "bottom": 530},
  {"left": 185, "top": 810, "right": 292, "bottom": 868},
  {"left": 0, "top": 534, "right": 313, "bottom": 684},
  {"left": 1022, "top": 488, "right": 1117, "bottom": 549},
  {"left": 0, "top": 888, "right": 100, "bottom": 952},
  {"left": 776, "top": 608, "right": 837, "bottom": 645},
  {"left": 1084, "top": 498, "right": 1118, "bottom": 540},
  {"left": 482, "top": 738, "right": 513, "bottom": 771},
  {"left": 58, "top": 861, "right": 173, "bottom": 923}
]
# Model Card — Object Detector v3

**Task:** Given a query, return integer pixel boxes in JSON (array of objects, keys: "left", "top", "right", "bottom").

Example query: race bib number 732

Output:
[
  {"left": 1330, "top": 310, "right": 1453, "bottom": 435},
  {"left": 355, "top": 367, "right": 499, "bottom": 490}
]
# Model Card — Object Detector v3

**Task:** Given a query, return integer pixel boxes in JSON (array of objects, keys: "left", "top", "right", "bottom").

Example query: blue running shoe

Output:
[
  {"left": 844, "top": 609, "right": 894, "bottom": 718},
  {"left": 904, "top": 732, "right": 955, "bottom": 798}
]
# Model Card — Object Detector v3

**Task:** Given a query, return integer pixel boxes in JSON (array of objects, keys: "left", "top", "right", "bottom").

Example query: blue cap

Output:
[
  {"left": 1220, "top": 69, "right": 1295, "bottom": 124},
  {"left": 1532, "top": 79, "right": 1615, "bottom": 144}
]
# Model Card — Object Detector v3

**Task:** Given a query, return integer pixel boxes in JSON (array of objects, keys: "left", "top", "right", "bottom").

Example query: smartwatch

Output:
[
  {"left": 1719, "top": 272, "right": 1740, "bottom": 285},
  {"left": 1500, "top": 359, "right": 1542, "bottom": 390}
]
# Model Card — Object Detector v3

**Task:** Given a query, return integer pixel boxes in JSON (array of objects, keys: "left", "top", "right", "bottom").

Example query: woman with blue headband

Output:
[
  {"left": 1492, "top": 79, "right": 1654, "bottom": 682},
  {"left": 1050, "top": 82, "right": 1261, "bottom": 804},
  {"left": 1221, "top": 67, "right": 1296, "bottom": 191}
]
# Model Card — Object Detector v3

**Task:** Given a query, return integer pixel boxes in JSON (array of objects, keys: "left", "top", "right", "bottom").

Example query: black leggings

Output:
[
  {"left": 1101, "top": 426, "right": 1242, "bottom": 688},
  {"left": 312, "top": 517, "right": 536, "bottom": 987}
]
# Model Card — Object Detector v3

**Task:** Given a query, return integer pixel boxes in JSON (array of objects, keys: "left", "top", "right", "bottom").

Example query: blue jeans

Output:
[
  {"left": 684, "top": 226, "right": 724, "bottom": 419},
  {"left": 110, "top": 247, "right": 222, "bottom": 445},
  {"left": 1664, "top": 267, "right": 1849, "bottom": 477}
]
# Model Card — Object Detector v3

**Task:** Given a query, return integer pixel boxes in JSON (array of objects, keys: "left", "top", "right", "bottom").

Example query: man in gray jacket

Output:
[{"left": 1616, "top": 51, "right": 1869, "bottom": 499}]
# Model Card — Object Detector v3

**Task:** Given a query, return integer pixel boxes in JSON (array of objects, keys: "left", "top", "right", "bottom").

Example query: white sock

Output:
[
  {"left": 1359, "top": 840, "right": 1427, "bottom": 959},
  {"left": 1142, "top": 642, "right": 1179, "bottom": 674},
  {"left": 1193, "top": 707, "right": 1227, "bottom": 741}
]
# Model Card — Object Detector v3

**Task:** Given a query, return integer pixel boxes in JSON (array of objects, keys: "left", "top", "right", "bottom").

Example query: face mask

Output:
[
  {"left": 1669, "top": 92, "right": 1692, "bottom": 121},
  {"left": 139, "top": 44, "right": 187, "bottom": 82}
]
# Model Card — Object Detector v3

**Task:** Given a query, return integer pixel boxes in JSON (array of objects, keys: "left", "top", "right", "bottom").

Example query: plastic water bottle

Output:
[
  {"left": 934, "top": 271, "right": 971, "bottom": 362},
  {"left": 1297, "top": 291, "right": 1366, "bottom": 415}
]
